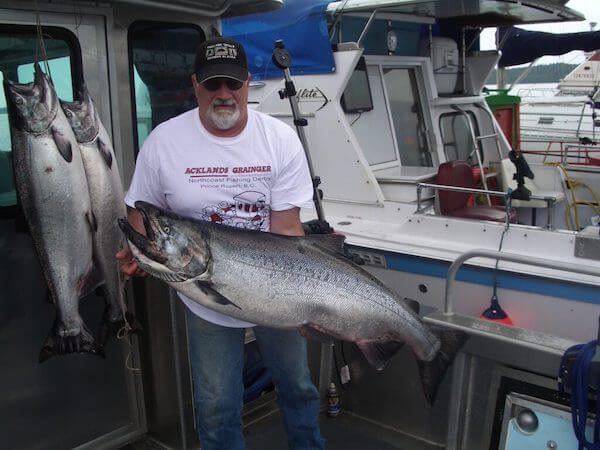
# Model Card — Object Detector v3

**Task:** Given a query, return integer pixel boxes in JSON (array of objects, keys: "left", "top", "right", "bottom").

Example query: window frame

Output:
[
  {"left": 0, "top": 24, "right": 82, "bottom": 212},
  {"left": 361, "top": 55, "right": 434, "bottom": 170}
]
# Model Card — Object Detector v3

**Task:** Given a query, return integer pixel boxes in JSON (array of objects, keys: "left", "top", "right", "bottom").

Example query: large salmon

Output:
[
  {"left": 61, "top": 87, "right": 134, "bottom": 342},
  {"left": 120, "top": 201, "right": 467, "bottom": 403},
  {"left": 4, "top": 65, "right": 102, "bottom": 360}
]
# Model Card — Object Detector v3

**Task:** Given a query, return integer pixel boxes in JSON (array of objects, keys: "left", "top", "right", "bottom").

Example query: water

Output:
[{"left": 486, "top": 83, "right": 559, "bottom": 98}]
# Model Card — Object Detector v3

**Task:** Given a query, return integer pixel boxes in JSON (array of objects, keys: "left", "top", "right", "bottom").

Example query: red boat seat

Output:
[{"left": 436, "top": 160, "right": 517, "bottom": 223}]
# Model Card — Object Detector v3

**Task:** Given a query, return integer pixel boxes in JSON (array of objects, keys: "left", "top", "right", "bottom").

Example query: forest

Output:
[{"left": 486, "top": 62, "right": 577, "bottom": 84}]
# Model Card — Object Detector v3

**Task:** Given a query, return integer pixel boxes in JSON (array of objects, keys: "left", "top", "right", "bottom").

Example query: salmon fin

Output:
[
  {"left": 85, "top": 210, "right": 98, "bottom": 233},
  {"left": 97, "top": 137, "right": 113, "bottom": 169},
  {"left": 299, "top": 324, "right": 333, "bottom": 343},
  {"left": 78, "top": 264, "right": 104, "bottom": 298},
  {"left": 39, "top": 319, "right": 104, "bottom": 362},
  {"left": 51, "top": 125, "right": 73, "bottom": 162},
  {"left": 356, "top": 340, "right": 406, "bottom": 371},
  {"left": 300, "top": 233, "right": 346, "bottom": 256},
  {"left": 416, "top": 326, "right": 468, "bottom": 405},
  {"left": 195, "top": 282, "right": 242, "bottom": 310}
]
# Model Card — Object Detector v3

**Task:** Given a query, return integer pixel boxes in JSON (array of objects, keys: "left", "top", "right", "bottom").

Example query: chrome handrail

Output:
[
  {"left": 416, "top": 182, "right": 558, "bottom": 228},
  {"left": 443, "top": 249, "right": 600, "bottom": 316}
]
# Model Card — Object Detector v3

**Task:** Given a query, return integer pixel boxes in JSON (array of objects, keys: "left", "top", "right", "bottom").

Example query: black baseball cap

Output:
[{"left": 194, "top": 37, "right": 248, "bottom": 83}]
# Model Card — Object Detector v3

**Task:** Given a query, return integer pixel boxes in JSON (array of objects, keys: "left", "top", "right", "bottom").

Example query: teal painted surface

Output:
[
  {"left": 504, "top": 411, "right": 592, "bottom": 449},
  {"left": 348, "top": 245, "right": 600, "bottom": 305}
]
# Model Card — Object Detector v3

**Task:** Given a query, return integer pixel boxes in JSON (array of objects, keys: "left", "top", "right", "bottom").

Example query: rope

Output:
[
  {"left": 558, "top": 340, "right": 600, "bottom": 450},
  {"left": 34, "top": 0, "right": 52, "bottom": 81}
]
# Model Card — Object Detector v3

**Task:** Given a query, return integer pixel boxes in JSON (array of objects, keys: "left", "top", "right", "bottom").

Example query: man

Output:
[{"left": 117, "top": 37, "right": 325, "bottom": 450}]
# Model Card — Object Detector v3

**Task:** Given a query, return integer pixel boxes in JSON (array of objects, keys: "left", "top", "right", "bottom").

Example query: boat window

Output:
[
  {"left": 348, "top": 65, "right": 397, "bottom": 166},
  {"left": 341, "top": 57, "right": 373, "bottom": 113},
  {"left": 439, "top": 111, "right": 482, "bottom": 165},
  {"left": 382, "top": 67, "right": 431, "bottom": 167},
  {"left": 0, "top": 26, "right": 79, "bottom": 208},
  {"left": 129, "top": 22, "right": 205, "bottom": 153}
]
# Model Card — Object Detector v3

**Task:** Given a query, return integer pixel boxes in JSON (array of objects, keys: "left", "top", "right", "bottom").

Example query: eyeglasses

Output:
[{"left": 201, "top": 77, "right": 244, "bottom": 92}]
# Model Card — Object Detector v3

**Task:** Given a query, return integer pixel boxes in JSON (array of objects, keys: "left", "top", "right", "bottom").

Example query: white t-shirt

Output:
[{"left": 125, "top": 107, "right": 314, "bottom": 327}]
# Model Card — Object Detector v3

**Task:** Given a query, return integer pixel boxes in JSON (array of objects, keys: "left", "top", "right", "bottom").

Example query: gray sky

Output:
[{"left": 480, "top": 0, "right": 600, "bottom": 65}]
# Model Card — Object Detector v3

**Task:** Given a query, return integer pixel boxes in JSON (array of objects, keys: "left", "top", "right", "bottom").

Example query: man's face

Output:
[{"left": 192, "top": 74, "right": 250, "bottom": 135}]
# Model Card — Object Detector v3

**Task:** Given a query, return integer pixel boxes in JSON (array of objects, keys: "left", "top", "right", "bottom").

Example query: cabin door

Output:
[{"left": 0, "top": 5, "right": 145, "bottom": 449}]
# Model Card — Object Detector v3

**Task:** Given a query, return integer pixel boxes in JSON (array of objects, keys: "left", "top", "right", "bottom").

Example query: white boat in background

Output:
[
  {"left": 510, "top": 52, "right": 600, "bottom": 230},
  {"left": 519, "top": 51, "right": 600, "bottom": 160}
]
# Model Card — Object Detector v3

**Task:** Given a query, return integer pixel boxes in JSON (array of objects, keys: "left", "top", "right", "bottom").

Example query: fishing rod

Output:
[{"left": 271, "top": 40, "right": 332, "bottom": 234}]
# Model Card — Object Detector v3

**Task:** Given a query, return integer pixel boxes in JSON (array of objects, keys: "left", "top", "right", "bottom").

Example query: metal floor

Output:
[
  {"left": 122, "top": 410, "right": 441, "bottom": 449},
  {"left": 244, "top": 410, "right": 440, "bottom": 450}
]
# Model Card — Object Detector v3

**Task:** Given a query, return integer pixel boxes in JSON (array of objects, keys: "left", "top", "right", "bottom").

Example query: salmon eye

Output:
[
  {"left": 163, "top": 225, "right": 170, "bottom": 234},
  {"left": 64, "top": 109, "right": 73, "bottom": 118},
  {"left": 14, "top": 95, "right": 23, "bottom": 105}
]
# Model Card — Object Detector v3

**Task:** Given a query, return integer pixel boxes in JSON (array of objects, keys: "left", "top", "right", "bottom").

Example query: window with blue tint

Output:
[
  {"left": 18, "top": 57, "right": 73, "bottom": 101},
  {"left": 133, "top": 66, "right": 152, "bottom": 147},
  {"left": 0, "top": 26, "right": 80, "bottom": 207},
  {"left": 129, "top": 22, "right": 205, "bottom": 153},
  {"left": 0, "top": 71, "right": 14, "bottom": 207}
]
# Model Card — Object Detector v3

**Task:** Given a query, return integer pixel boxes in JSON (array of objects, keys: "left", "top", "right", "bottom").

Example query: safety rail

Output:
[
  {"left": 416, "top": 182, "right": 559, "bottom": 228},
  {"left": 451, "top": 105, "right": 491, "bottom": 204},
  {"left": 424, "top": 249, "right": 600, "bottom": 356}
]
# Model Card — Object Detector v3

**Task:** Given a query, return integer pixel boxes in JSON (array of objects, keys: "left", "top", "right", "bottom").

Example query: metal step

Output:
[{"left": 424, "top": 311, "right": 576, "bottom": 356}]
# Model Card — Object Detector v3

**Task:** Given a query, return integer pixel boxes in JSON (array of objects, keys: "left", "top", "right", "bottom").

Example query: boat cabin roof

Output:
[
  {"left": 326, "top": 0, "right": 584, "bottom": 26},
  {"left": 101, "top": 0, "right": 283, "bottom": 17}
]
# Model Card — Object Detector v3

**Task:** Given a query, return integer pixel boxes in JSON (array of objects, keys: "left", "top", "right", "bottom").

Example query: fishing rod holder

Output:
[{"left": 271, "top": 39, "right": 331, "bottom": 233}]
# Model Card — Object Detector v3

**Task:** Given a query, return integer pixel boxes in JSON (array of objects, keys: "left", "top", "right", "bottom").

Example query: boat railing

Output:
[
  {"left": 520, "top": 139, "right": 600, "bottom": 166},
  {"left": 424, "top": 249, "right": 600, "bottom": 355},
  {"left": 416, "top": 182, "right": 559, "bottom": 228}
]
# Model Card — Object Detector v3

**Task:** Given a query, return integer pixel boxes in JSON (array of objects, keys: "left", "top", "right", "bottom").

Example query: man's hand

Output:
[
  {"left": 116, "top": 246, "right": 145, "bottom": 278},
  {"left": 117, "top": 207, "right": 146, "bottom": 278}
]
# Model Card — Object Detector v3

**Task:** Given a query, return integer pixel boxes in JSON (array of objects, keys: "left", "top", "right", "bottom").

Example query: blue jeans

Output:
[{"left": 184, "top": 307, "right": 325, "bottom": 450}]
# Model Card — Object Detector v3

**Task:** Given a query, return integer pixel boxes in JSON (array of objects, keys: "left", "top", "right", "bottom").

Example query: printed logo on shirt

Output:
[
  {"left": 185, "top": 165, "right": 272, "bottom": 190},
  {"left": 185, "top": 166, "right": 229, "bottom": 175},
  {"left": 199, "top": 191, "right": 270, "bottom": 230}
]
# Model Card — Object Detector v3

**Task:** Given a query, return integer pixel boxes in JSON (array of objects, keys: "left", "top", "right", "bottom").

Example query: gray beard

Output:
[{"left": 207, "top": 100, "right": 241, "bottom": 130}]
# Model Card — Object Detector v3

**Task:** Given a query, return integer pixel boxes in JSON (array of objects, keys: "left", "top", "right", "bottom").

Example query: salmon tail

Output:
[
  {"left": 39, "top": 319, "right": 104, "bottom": 362},
  {"left": 416, "top": 326, "right": 468, "bottom": 405}
]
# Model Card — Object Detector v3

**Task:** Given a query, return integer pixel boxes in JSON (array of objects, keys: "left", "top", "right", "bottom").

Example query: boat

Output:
[
  {"left": 0, "top": 0, "right": 598, "bottom": 449},
  {"left": 487, "top": 25, "right": 600, "bottom": 230}
]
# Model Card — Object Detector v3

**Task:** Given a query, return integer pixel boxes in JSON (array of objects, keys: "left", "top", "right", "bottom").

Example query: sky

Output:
[{"left": 480, "top": 0, "right": 600, "bottom": 66}]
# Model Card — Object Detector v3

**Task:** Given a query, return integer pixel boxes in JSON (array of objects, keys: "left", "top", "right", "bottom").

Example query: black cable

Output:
[
  {"left": 332, "top": 342, "right": 349, "bottom": 391},
  {"left": 350, "top": 112, "right": 362, "bottom": 126},
  {"left": 340, "top": 340, "right": 349, "bottom": 366}
]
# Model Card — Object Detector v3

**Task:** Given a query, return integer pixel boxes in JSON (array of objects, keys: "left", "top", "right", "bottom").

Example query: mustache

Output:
[{"left": 211, "top": 99, "right": 237, "bottom": 107}]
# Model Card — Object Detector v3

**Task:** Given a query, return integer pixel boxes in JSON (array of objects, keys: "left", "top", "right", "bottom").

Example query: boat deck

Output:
[
  {"left": 121, "top": 410, "right": 440, "bottom": 450},
  {"left": 245, "top": 410, "right": 439, "bottom": 450}
]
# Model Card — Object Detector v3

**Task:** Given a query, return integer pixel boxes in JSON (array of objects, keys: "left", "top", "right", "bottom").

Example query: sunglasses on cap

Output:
[{"left": 201, "top": 77, "right": 244, "bottom": 91}]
